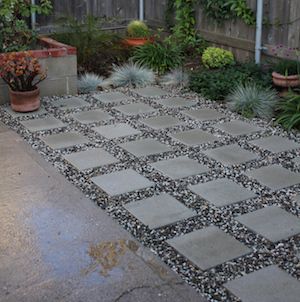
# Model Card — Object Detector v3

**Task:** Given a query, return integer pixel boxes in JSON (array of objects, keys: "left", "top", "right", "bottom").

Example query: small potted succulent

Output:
[
  {"left": 272, "top": 59, "right": 300, "bottom": 88},
  {"left": 124, "top": 20, "right": 152, "bottom": 47},
  {"left": 0, "top": 51, "right": 46, "bottom": 112}
]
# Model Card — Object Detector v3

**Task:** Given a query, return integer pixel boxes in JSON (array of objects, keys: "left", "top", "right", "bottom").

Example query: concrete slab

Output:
[
  {"left": 151, "top": 156, "right": 209, "bottom": 179},
  {"left": 169, "top": 129, "right": 219, "bottom": 146},
  {"left": 215, "top": 120, "right": 263, "bottom": 136},
  {"left": 52, "top": 97, "right": 90, "bottom": 109},
  {"left": 63, "top": 148, "right": 118, "bottom": 170},
  {"left": 0, "top": 129, "right": 207, "bottom": 302},
  {"left": 294, "top": 194, "right": 300, "bottom": 205},
  {"left": 114, "top": 103, "right": 155, "bottom": 115},
  {"left": 245, "top": 164, "right": 300, "bottom": 191},
  {"left": 225, "top": 265, "right": 300, "bottom": 302},
  {"left": 41, "top": 132, "right": 89, "bottom": 149},
  {"left": 119, "top": 138, "right": 172, "bottom": 157},
  {"left": 93, "top": 92, "right": 129, "bottom": 104},
  {"left": 188, "top": 178, "right": 256, "bottom": 207},
  {"left": 93, "top": 123, "right": 141, "bottom": 139},
  {"left": 133, "top": 87, "right": 169, "bottom": 97},
  {"left": 167, "top": 226, "right": 251, "bottom": 270},
  {"left": 4, "top": 106, "right": 47, "bottom": 118},
  {"left": 124, "top": 193, "right": 196, "bottom": 229},
  {"left": 203, "top": 144, "right": 258, "bottom": 166},
  {"left": 155, "top": 97, "right": 197, "bottom": 108},
  {"left": 20, "top": 116, "right": 66, "bottom": 132},
  {"left": 91, "top": 169, "right": 153, "bottom": 196},
  {"left": 183, "top": 108, "right": 225, "bottom": 121},
  {"left": 293, "top": 157, "right": 300, "bottom": 165},
  {"left": 250, "top": 135, "right": 300, "bottom": 153},
  {"left": 236, "top": 206, "right": 300, "bottom": 242},
  {"left": 71, "top": 109, "right": 112, "bottom": 124},
  {"left": 141, "top": 115, "right": 184, "bottom": 129}
]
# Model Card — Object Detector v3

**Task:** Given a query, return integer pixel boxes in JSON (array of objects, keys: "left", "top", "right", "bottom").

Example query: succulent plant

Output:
[
  {"left": 227, "top": 83, "right": 278, "bottom": 120},
  {"left": 78, "top": 72, "right": 104, "bottom": 93},
  {"left": 160, "top": 69, "right": 189, "bottom": 87},
  {"left": 109, "top": 62, "right": 155, "bottom": 88}
]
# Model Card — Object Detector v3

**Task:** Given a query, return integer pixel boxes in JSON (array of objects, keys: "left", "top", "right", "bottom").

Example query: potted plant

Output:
[
  {"left": 0, "top": 51, "right": 46, "bottom": 112},
  {"left": 272, "top": 59, "right": 300, "bottom": 88},
  {"left": 123, "top": 20, "right": 153, "bottom": 47}
]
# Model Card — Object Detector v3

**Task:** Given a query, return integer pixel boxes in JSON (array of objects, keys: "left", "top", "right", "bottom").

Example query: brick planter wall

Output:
[{"left": 0, "top": 37, "right": 77, "bottom": 105}]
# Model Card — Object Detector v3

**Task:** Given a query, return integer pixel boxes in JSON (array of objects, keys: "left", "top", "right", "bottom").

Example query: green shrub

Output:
[
  {"left": 189, "top": 63, "right": 272, "bottom": 101},
  {"left": 227, "top": 83, "right": 278, "bottom": 119},
  {"left": 202, "top": 47, "right": 235, "bottom": 69},
  {"left": 276, "top": 91, "right": 300, "bottom": 130},
  {"left": 127, "top": 20, "right": 150, "bottom": 38},
  {"left": 274, "top": 59, "right": 299, "bottom": 76},
  {"left": 132, "top": 41, "right": 183, "bottom": 74}
]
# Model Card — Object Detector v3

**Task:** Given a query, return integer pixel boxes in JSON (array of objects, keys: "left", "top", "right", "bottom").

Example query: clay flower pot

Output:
[
  {"left": 123, "top": 36, "right": 154, "bottom": 47},
  {"left": 9, "top": 87, "right": 40, "bottom": 112},
  {"left": 272, "top": 71, "right": 300, "bottom": 88}
]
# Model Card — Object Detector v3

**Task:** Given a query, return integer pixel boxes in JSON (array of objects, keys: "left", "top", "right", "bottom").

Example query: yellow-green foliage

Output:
[
  {"left": 127, "top": 20, "right": 149, "bottom": 38},
  {"left": 202, "top": 47, "right": 235, "bottom": 69}
]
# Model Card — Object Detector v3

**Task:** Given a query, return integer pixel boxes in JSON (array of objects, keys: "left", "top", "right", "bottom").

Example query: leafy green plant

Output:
[
  {"left": 189, "top": 63, "right": 272, "bottom": 101},
  {"left": 202, "top": 47, "right": 235, "bottom": 69},
  {"left": 0, "top": 0, "right": 52, "bottom": 52},
  {"left": 273, "top": 59, "right": 299, "bottom": 76},
  {"left": 276, "top": 91, "right": 300, "bottom": 130},
  {"left": 227, "top": 83, "right": 278, "bottom": 119},
  {"left": 109, "top": 62, "right": 155, "bottom": 88},
  {"left": 78, "top": 73, "right": 104, "bottom": 93},
  {"left": 160, "top": 69, "right": 189, "bottom": 87},
  {"left": 127, "top": 20, "right": 150, "bottom": 38},
  {"left": 132, "top": 41, "right": 183, "bottom": 74}
]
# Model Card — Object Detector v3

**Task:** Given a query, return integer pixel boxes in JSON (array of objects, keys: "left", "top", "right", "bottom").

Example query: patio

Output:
[{"left": 1, "top": 86, "right": 300, "bottom": 301}]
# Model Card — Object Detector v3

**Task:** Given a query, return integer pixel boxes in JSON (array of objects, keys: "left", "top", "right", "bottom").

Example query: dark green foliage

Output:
[
  {"left": 53, "top": 15, "right": 131, "bottom": 76},
  {"left": 276, "top": 91, "right": 300, "bottom": 130},
  {"left": 274, "top": 59, "right": 299, "bottom": 76},
  {"left": 189, "top": 63, "right": 272, "bottom": 101},
  {"left": 132, "top": 41, "right": 183, "bottom": 74}
]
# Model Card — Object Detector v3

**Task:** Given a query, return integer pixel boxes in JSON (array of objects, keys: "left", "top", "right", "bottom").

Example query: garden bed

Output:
[{"left": 0, "top": 37, "right": 77, "bottom": 105}]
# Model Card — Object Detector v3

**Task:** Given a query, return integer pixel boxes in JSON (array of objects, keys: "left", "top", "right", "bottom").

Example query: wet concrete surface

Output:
[{"left": 0, "top": 123, "right": 207, "bottom": 302}]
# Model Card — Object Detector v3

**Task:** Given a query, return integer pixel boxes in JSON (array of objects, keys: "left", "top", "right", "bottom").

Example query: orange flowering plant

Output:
[{"left": 0, "top": 51, "right": 46, "bottom": 92}]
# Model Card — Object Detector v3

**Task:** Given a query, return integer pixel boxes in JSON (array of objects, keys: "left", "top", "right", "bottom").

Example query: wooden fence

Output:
[{"left": 38, "top": 0, "right": 300, "bottom": 59}]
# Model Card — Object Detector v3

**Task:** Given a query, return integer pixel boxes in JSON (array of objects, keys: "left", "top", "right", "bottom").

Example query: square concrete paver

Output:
[
  {"left": 203, "top": 144, "right": 258, "bottom": 166},
  {"left": 4, "top": 106, "right": 47, "bottom": 118},
  {"left": 63, "top": 148, "right": 118, "bottom": 170},
  {"left": 52, "top": 97, "right": 89, "bottom": 109},
  {"left": 215, "top": 120, "right": 263, "bottom": 136},
  {"left": 93, "top": 123, "right": 141, "bottom": 139},
  {"left": 124, "top": 193, "right": 196, "bottom": 229},
  {"left": 170, "top": 129, "right": 219, "bottom": 146},
  {"left": 141, "top": 115, "right": 184, "bottom": 129},
  {"left": 250, "top": 135, "right": 300, "bottom": 153},
  {"left": 236, "top": 206, "right": 300, "bottom": 242},
  {"left": 91, "top": 169, "right": 153, "bottom": 196},
  {"left": 293, "top": 157, "right": 300, "bottom": 165},
  {"left": 114, "top": 103, "right": 155, "bottom": 115},
  {"left": 71, "top": 109, "right": 112, "bottom": 124},
  {"left": 167, "top": 226, "right": 251, "bottom": 270},
  {"left": 119, "top": 138, "right": 172, "bottom": 157},
  {"left": 154, "top": 97, "right": 197, "bottom": 108},
  {"left": 20, "top": 116, "right": 66, "bottom": 132},
  {"left": 151, "top": 156, "right": 209, "bottom": 179},
  {"left": 245, "top": 164, "right": 300, "bottom": 191},
  {"left": 41, "top": 132, "right": 89, "bottom": 149},
  {"left": 93, "top": 92, "right": 129, "bottom": 104},
  {"left": 188, "top": 178, "right": 256, "bottom": 207},
  {"left": 225, "top": 265, "right": 300, "bottom": 302},
  {"left": 183, "top": 109, "right": 225, "bottom": 121},
  {"left": 294, "top": 194, "right": 300, "bottom": 205},
  {"left": 133, "top": 87, "right": 169, "bottom": 97}
]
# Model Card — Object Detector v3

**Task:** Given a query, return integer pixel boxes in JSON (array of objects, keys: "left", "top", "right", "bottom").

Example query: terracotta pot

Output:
[
  {"left": 123, "top": 36, "right": 154, "bottom": 47},
  {"left": 9, "top": 88, "right": 40, "bottom": 113},
  {"left": 272, "top": 71, "right": 300, "bottom": 88}
]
